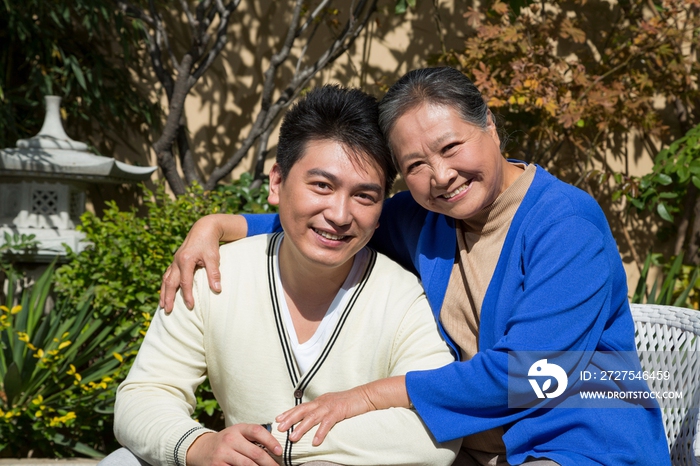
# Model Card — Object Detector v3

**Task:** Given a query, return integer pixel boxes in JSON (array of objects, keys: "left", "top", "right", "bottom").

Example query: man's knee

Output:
[{"left": 97, "top": 447, "right": 152, "bottom": 466}]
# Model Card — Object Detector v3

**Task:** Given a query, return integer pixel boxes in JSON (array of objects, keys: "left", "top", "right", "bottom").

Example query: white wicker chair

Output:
[{"left": 630, "top": 303, "right": 700, "bottom": 466}]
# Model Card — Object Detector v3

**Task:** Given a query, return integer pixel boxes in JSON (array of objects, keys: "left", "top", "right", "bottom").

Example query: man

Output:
[{"left": 105, "top": 85, "right": 458, "bottom": 466}]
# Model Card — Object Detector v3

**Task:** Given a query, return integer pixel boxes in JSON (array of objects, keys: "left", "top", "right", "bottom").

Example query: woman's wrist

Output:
[{"left": 360, "top": 375, "right": 409, "bottom": 411}]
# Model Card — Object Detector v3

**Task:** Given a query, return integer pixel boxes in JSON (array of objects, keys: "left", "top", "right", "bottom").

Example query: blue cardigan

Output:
[{"left": 244, "top": 167, "right": 670, "bottom": 465}]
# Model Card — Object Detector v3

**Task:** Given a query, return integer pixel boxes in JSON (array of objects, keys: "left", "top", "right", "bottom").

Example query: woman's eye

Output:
[
  {"left": 406, "top": 161, "right": 423, "bottom": 173},
  {"left": 443, "top": 143, "right": 458, "bottom": 153}
]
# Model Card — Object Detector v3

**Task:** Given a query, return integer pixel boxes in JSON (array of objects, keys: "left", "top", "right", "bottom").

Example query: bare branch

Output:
[
  {"left": 115, "top": 0, "right": 155, "bottom": 26},
  {"left": 177, "top": 123, "right": 203, "bottom": 186},
  {"left": 148, "top": 0, "right": 179, "bottom": 70},
  {"left": 205, "top": 0, "right": 379, "bottom": 189},
  {"left": 158, "top": 147, "right": 188, "bottom": 196},
  {"left": 253, "top": 125, "right": 275, "bottom": 181},
  {"left": 432, "top": 0, "right": 447, "bottom": 57},
  {"left": 259, "top": 0, "right": 306, "bottom": 113},
  {"left": 153, "top": 55, "right": 194, "bottom": 157},
  {"left": 119, "top": 0, "right": 174, "bottom": 98},
  {"left": 285, "top": 0, "right": 374, "bottom": 98},
  {"left": 296, "top": 0, "right": 332, "bottom": 36},
  {"left": 295, "top": 7, "right": 327, "bottom": 73},
  {"left": 179, "top": 0, "right": 199, "bottom": 41},
  {"left": 192, "top": 1, "right": 241, "bottom": 81}
]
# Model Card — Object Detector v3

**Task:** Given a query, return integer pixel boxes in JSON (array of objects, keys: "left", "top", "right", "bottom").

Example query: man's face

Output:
[{"left": 268, "top": 139, "right": 384, "bottom": 275}]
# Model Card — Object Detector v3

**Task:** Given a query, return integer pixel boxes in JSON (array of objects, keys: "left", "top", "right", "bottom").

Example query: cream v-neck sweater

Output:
[{"left": 115, "top": 233, "right": 458, "bottom": 466}]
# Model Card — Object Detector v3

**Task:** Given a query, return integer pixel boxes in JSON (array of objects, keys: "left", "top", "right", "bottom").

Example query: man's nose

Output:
[{"left": 324, "top": 195, "right": 352, "bottom": 226}]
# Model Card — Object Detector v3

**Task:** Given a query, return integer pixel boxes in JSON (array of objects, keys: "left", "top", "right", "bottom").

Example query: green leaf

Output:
[
  {"left": 69, "top": 59, "right": 87, "bottom": 90},
  {"left": 630, "top": 197, "right": 644, "bottom": 210},
  {"left": 653, "top": 173, "right": 673, "bottom": 186},
  {"left": 52, "top": 433, "right": 105, "bottom": 459},
  {"left": 692, "top": 175, "right": 700, "bottom": 189},
  {"left": 656, "top": 202, "right": 674, "bottom": 222},
  {"left": 3, "top": 362, "right": 22, "bottom": 406},
  {"left": 395, "top": 0, "right": 408, "bottom": 14}
]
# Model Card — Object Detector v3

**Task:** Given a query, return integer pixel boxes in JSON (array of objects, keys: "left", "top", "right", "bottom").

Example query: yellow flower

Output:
[
  {"left": 32, "top": 395, "right": 44, "bottom": 405},
  {"left": 113, "top": 352, "right": 124, "bottom": 363},
  {"left": 0, "top": 305, "right": 8, "bottom": 313},
  {"left": 34, "top": 349, "right": 45, "bottom": 359},
  {"left": 49, "top": 411, "right": 77, "bottom": 427},
  {"left": 10, "top": 305, "right": 21, "bottom": 314},
  {"left": 17, "top": 332, "right": 29, "bottom": 343},
  {"left": 67, "top": 364, "right": 77, "bottom": 375},
  {"left": 58, "top": 340, "right": 71, "bottom": 350}
]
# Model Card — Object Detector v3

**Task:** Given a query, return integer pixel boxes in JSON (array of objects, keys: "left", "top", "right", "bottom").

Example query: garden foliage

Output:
[
  {"left": 0, "top": 175, "right": 274, "bottom": 456},
  {"left": 441, "top": 0, "right": 700, "bottom": 296},
  {"left": 0, "top": 264, "right": 139, "bottom": 457},
  {"left": 0, "top": 0, "right": 158, "bottom": 149}
]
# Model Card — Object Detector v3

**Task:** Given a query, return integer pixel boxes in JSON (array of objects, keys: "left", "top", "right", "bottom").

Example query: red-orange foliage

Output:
[{"left": 443, "top": 0, "right": 700, "bottom": 189}]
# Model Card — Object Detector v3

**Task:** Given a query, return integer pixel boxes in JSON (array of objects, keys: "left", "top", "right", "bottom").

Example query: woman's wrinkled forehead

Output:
[{"left": 387, "top": 102, "right": 485, "bottom": 147}]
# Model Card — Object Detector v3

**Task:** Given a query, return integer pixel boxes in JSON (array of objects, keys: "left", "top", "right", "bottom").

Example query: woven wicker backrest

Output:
[{"left": 630, "top": 303, "right": 700, "bottom": 466}]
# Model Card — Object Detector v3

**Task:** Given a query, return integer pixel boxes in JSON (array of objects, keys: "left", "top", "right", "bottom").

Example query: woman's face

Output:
[{"left": 389, "top": 102, "right": 520, "bottom": 220}]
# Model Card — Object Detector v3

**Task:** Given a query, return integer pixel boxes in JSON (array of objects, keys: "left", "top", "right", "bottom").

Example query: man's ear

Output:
[{"left": 268, "top": 164, "right": 283, "bottom": 206}]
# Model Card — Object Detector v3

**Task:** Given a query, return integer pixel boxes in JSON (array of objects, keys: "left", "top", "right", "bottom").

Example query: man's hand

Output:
[{"left": 186, "top": 424, "right": 282, "bottom": 466}]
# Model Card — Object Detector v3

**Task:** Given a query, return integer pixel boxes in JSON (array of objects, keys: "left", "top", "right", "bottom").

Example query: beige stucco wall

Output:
[{"left": 84, "top": 0, "right": 679, "bottom": 295}]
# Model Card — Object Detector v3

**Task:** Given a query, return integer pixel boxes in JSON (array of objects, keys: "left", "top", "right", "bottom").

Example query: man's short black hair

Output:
[{"left": 276, "top": 85, "right": 396, "bottom": 193}]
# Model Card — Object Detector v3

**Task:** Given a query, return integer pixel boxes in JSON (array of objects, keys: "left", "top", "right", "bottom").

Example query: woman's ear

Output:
[
  {"left": 486, "top": 110, "right": 501, "bottom": 149},
  {"left": 268, "top": 164, "right": 283, "bottom": 206}
]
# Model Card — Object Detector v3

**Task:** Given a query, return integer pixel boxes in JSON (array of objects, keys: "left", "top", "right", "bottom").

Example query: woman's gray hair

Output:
[{"left": 378, "top": 67, "right": 491, "bottom": 141}]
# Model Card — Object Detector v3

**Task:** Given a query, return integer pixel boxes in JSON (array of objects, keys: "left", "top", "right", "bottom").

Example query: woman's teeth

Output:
[{"left": 442, "top": 182, "right": 469, "bottom": 199}]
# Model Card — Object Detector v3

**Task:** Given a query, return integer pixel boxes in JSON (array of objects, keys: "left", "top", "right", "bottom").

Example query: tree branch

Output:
[
  {"left": 192, "top": 0, "right": 241, "bottom": 81},
  {"left": 205, "top": 0, "right": 378, "bottom": 190},
  {"left": 253, "top": 125, "right": 275, "bottom": 181}
]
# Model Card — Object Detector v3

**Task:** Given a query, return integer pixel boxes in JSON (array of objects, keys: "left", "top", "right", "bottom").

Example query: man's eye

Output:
[{"left": 356, "top": 193, "right": 377, "bottom": 203}]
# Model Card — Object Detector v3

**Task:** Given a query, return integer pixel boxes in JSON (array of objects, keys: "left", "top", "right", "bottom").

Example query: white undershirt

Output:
[{"left": 274, "top": 236, "right": 369, "bottom": 375}]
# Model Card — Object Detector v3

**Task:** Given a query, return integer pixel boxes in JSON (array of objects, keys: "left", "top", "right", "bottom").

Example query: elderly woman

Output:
[{"left": 160, "top": 67, "right": 669, "bottom": 466}]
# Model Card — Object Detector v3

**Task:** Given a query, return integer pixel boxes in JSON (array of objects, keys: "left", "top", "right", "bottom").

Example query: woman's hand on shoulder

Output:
[{"left": 159, "top": 214, "right": 246, "bottom": 312}]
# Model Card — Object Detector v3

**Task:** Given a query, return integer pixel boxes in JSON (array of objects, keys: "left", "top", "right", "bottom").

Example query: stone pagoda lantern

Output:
[{"left": 0, "top": 96, "right": 157, "bottom": 261}]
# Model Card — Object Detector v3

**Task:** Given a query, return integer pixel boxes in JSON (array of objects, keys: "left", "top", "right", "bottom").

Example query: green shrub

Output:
[
  {"left": 56, "top": 176, "right": 274, "bottom": 320},
  {"left": 45, "top": 176, "right": 275, "bottom": 455},
  {"left": 632, "top": 252, "right": 700, "bottom": 309},
  {"left": 0, "top": 263, "right": 141, "bottom": 457}
]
